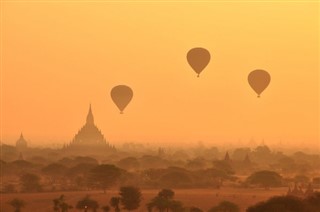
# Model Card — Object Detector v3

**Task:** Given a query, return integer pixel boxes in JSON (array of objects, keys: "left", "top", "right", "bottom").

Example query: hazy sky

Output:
[{"left": 1, "top": 2, "right": 319, "bottom": 148}]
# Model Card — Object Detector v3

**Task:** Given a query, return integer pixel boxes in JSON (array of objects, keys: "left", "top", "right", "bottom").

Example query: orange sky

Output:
[{"left": 1, "top": 1, "right": 319, "bottom": 149}]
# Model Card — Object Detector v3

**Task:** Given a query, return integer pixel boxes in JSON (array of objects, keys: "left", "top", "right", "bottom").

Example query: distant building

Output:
[
  {"left": 243, "top": 153, "right": 251, "bottom": 164},
  {"left": 16, "top": 133, "right": 28, "bottom": 150},
  {"left": 305, "top": 183, "right": 314, "bottom": 197},
  {"left": 287, "top": 187, "right": 292, "bottom": 196},
  {"left": 287, "top": 182, "right": 315, "bottom": 198},
  {"left": 291, "top": 182, "right": 304, "bottom": 197},
  {"left": 224, "top": 151, "right": 231, "bottom": 161},
  {"left": 64, "top": 104, "right": 115, "bottom": 153}
]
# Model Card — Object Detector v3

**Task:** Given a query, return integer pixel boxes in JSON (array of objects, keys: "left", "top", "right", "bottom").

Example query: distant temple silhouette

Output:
[
  {"left": 224, "top": 151, "right": 231, "bottom": 161},
  {"left": 16, "top": 133, "right": 28, "bottom": 150},
  {"left": 64, "top": 104, "right": 115, "bottom": 153},
  {"left": 243, "top": 153, "right": 251, "bottom": 164},
  {"left": 287, "top": 182, "right": 314, "bottom": 198}
]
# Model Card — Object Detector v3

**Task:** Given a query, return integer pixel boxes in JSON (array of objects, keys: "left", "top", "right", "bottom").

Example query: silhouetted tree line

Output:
[
  {"left": 247, "top": 192, "right": 320, "bottom": 212},
  {"left": 1, "top": 153, "right": 320, "bottom": 193},
  {"left": 2, "top": 162, "right": 239, "bottom": 193},
  {"left": 8, "top": 189, "right": 320, "bottom": 211}
]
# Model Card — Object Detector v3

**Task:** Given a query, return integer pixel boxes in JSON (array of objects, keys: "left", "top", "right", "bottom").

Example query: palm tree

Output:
[{"left": 9, "top": 198, "right": 26, "bottom": 212}]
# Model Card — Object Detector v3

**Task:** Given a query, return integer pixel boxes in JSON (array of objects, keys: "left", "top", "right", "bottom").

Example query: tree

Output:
[
  {"left": 42, "top": 163, "right": 67, "bottom": 181},
  {"left": 247, "top": 196, "right": 305, "bottom": 212},
  {"left": 60, "top": 202, "right": 73, "bottom": 212},
  {"left": 252, "top": 145, "right": 272, "bottom": 162},
  {"left": 66, "top": 163, "right": 96, "bottom": 176},
  {"left": 117, "top": 157, "right": 140, "bottom": 171},
  {"left": 147, "top": 189, "right": 183, "bottom": 212},
  {"left": 232, "top": 148, "right": 251, "bottom": 161},
  {"left": 304, "top": 192, "right": 320, "bottom": 211},
  {"left": 119, "top": 186, "right": 142, "bottom": 211},
  {"left": 254, "top": 145, "right": 271, "bottom": 155},
  {"left": 147, "top": 196, "right": 167, "bottom": 212},
  {"left": 102, "top": 206, "right": 111, "bottom": 212},
  {"left": 147, "top": 197, "right": 183, "bottom": 212},
  {"left": 20, "top": 173, "right": 42, "bottom": 192},
  {"left": 246, "top": 170, "right": 282, "bottom": 189},
  {"left": 66, "top": 163, "right": 96, "bottom": 190},
  {"left": 140, "top": 155, "right": 167, "bottom": 169},
  {"left": 76, "top": 195, "right": 99, "bottom": 212},
  {"left": 276, "top": 156, "right": 296, "bottom": 173},
  {"left": 188, "top": 207, "right": 203, "bottom": 212},
  {"left": 74, "top": 156, "right": 99, "bottom": 165},
  {"left": 168, "top": 200, "right": 183, "bottom": 212},
  {"left": 87, "top": 164, "right": 122, "bottom": 193},
  {"left": 3, "top": 183, "right": 16, "bottom": 193},
  {"left": 159, "top": 171, "right": 192, "bottom": 188},
  {"left": 208, "top": 201, "right": 239, "bottom": 212},
  {"left": 42, "top": 163, "right": 67, "bottom": 175},
  {"left": 294, "top": 175, "right": 309, "bottom": 184},
  {"left": 158, "top": 189, "right": 174, "bottom": 199},
  {"left": 9, "top": 198, "right": 25, "bottom": 212},
  {"left": 186, "top": 157, "right": 207, "bottom": 170},
  {"left": 201, "top": 168, "right": 232, "bottom": 184},
  {"left": 53, "top": 197, "right": 60, "bottom": 212},
  {"left": 7, "top": 160, "right": 34, "bottom": 176},
  {"left": 53, "top": 195, "right": 72, "bottom": 212},
  {"left": 212, "top": 160, "right": 235, "bottom": 175},
  {"left": 110, "top": 197, "right": 121, "bottom": 212}
]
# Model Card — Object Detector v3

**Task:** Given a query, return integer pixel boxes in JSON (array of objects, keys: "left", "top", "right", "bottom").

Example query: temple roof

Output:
[
  {"left": 224, "top": 151, "right": 231, "bottom": 161},
  {"left": 86, "top": 104, "right": 94, "bottom": 125},
  {"left": 69, "top": 105, "right": 108, "bottom": 147},
  {"left": 16, "top": 133, "right": 27, "bottom": 149},
  {"left": 244, "top": 153, "right": 251, "bottom": 163}
]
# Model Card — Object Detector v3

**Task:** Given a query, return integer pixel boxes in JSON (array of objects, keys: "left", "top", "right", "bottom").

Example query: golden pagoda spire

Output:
[{"left": 86, "top": 104, "right": 94, "bottom": 125}]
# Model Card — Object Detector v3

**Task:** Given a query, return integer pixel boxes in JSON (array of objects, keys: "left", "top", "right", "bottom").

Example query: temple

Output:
[
  {"left": 64, "top": 104, "right": 115, "bottom": 153},
  {"left": 287, "top": 182, "right": 314, "bottom": 197},
  {"left": 224, "top": 151, "right": 231, "bottom": 161},
  {"left": 16, "top": 133, "right": 28, "bottom": 150},
  {"left": 243, "top": 153, "right": 251, "bottom": 164}
]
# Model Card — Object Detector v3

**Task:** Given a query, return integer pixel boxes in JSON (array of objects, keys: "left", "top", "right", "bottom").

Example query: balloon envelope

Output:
[
  {"left": 111, "top": 85, "right": 133, "bottom": 114},
  {"left": 248, "top": 69, "right": 271, "bottom": 97},
  {"left": 187, "top": 47, "right": 211, "bottom": 77}
]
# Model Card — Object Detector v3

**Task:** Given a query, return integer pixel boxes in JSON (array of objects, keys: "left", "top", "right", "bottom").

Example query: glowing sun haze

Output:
[{"left": 1, "top": 2, "right": 319, "bottom": 148}]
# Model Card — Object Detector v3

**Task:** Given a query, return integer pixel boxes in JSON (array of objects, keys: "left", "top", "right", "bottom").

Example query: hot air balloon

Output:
[
  {"left": 248, "top": 69, "right": 271, "bottom": 98},
  {"left": 111, "top": 85, "right": 133, "bottom": 114},
  {"left": 187, "top": 47, "right": 211, "bottom": 77}
]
